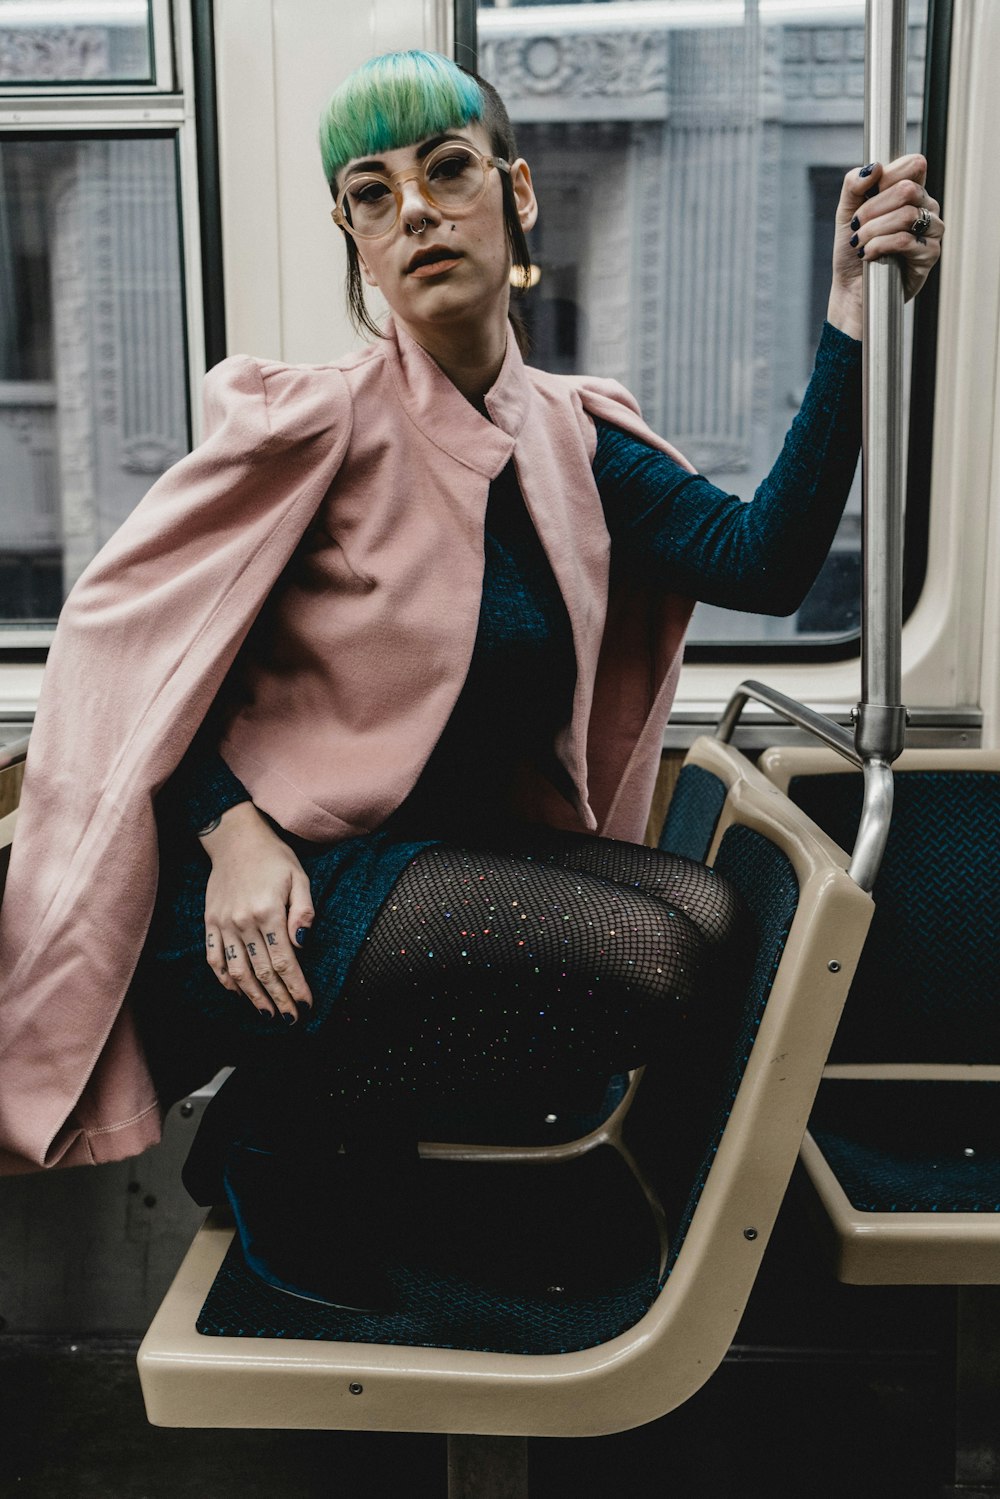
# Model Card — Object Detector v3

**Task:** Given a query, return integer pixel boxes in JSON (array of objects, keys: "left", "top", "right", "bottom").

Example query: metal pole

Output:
[
  {"left": 856, "top": 0, "right": 908, "bottom": 765},
  {"left": 717, "top": 680, "right": 858, "bottom": 762}
]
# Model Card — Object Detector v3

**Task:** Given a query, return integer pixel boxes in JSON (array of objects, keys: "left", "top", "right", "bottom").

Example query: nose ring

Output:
[{"left": 408, "top": 217, "right": 428, "bottom": 235}]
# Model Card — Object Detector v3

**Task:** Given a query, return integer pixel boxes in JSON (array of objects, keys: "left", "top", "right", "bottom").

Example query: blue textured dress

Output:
[{"left": 133, "top": 323, "right": 861, "bottom": 1100}]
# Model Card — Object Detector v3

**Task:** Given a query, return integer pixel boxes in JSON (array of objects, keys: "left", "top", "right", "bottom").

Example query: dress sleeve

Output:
[
  {"left": 594, "top": 321, "right": 862, "bottom": 615},
  {"left": 168, "top": 733, "right": 252, "bottom": 835}
]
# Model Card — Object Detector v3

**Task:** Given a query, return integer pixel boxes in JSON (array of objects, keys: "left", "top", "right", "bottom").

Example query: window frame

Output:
[{"left": 0, "top": 0, "right": 176, "bottom": 94}]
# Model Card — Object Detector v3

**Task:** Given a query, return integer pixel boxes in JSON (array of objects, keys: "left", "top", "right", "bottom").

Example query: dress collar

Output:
[{"left": 382, "top": 315, "right": 529, "bottom": 479}]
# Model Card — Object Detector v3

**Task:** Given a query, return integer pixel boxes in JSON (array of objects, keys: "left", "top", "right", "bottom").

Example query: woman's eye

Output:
[
  {"left": 351, "top": 180, "right": 391, "bottom": 206},
  {"left": 428, "top": 151, "right": 472, "bottom": 183}
]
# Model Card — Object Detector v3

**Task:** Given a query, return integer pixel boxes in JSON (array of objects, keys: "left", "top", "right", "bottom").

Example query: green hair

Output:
[
  {"left": 319, "top": 51, "right": 533, "bottom": 349},
  {"left": 319, "top": 51, "right": 484, "bottom": 189}
]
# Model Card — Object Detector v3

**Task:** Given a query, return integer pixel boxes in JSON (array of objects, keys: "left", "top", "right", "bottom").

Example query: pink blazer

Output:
[{"left": 0, "top": 318, "right": 693, "bottom": 1173}]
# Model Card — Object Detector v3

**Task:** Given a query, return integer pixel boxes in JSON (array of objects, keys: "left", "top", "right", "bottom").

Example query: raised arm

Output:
[
  {"left": 595, "top": 321, "right": 861, "bottom": 616},
  {"left": 597, "top": 154, "right": 942, "bottom": 615}
]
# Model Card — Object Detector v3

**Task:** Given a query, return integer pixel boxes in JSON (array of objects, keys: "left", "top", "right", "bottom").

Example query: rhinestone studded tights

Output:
[{"left": 316, "top": 830, "right": 747, "bottom": 1117}]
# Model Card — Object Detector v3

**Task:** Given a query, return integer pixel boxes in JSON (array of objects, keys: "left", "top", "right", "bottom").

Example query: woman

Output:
[{"left": 0, "top": 53, "right": 941, "bottom": 1307}]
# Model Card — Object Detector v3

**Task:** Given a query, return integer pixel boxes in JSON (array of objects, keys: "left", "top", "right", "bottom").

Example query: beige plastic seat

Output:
[
  {"left": 759, "top": 745, "right": 1000, "bottom": 1495},
  {"left": 0, "top": 736, "right": 27, "bottom": 903},
  {"left": 137, "top": 736, "right": 873, "bottom": 1454},
  {"left": 759, "top": 746, "right": 1000, "bottom": 1286}
]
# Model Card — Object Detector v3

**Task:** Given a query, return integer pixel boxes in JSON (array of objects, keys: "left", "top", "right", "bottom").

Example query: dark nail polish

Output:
[
  {"left": 857, "top": 246, "right": 865, "bottom": 258},
  {"left": 850, "top": 216, "right": 860, "bottom": 231},
  {"left": 863, "top": 186, "right": 879, "bottom": 200},
  {"left": 260, "top": 1009, "right": 276, "bottom": 1021},
  {"left": 859, "top": 162, "right": 876, "bottom": 178},
  {"left": 295, "top": 927, "right": 309, "bottom": 946},
  {"left": 280, "top": 1011, "right": 296, "bottom": 1025},
  {"left": 850, "top": 233, "right": 859, "bottom": 248}
]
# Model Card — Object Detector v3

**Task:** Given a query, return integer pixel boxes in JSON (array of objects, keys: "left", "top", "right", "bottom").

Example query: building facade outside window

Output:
[
  {"left": 0, "top": 0, "right": 205, "bottom": 651},
  {"left": 475, "top": 0, "right": 929, "bottom": 648}
]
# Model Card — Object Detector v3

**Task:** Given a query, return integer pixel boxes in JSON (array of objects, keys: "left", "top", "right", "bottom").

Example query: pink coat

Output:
[{"left": 0, "top": 318, "right": 692, "bottom": 1173}]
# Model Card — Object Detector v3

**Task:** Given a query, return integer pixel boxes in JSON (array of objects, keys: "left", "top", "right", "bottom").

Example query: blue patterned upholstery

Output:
[
  {"left": 196, "top": 822, "right": 800, "bottom": 1351},
  {"left": 658, "top": 765, "right": 727, "bottom": 863},
  {"left": 197, "top": 1146, "right": 660, "bottom": 1353},
  {"left": 652, "top": 825, "right": 799, "bottom": 1280},
  {"left": 810, "top": 1080, "right": 1000, "bottom": 1212},
  {"left": 788, "top": 771, "right": 1000, "bottom": 1063}
]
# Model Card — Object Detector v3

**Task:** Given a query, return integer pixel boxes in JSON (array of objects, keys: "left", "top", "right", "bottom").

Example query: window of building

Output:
[{"left": 472, "top": 0, "right": 936, "bottom": 656}]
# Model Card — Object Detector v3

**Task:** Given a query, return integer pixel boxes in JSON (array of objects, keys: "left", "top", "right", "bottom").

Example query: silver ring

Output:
[
  {"left": 408, "top": 217, "right": 428, "bottom": 235},
  {"left": 911, "top": 206, "right": 932, "bottom": 239}
]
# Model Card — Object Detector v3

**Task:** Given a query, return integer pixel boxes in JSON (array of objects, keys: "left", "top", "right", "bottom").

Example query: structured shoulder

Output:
[
  {"left": 201, "top": 353, "right": 355, "bottom": 447},
  {"left": 525, "top": 362, "right": 643, "bottom": 418},
  {"left": 525, "top": 363, "right": 692, "bottom": 473}
]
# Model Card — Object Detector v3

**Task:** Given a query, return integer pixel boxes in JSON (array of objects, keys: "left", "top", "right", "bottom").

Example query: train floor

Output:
[
  {"left": 0, "top": 1182, "right": 965, "bottom": 1499},
  {"left": 0, "top": 1333, "right": 950, "bottom": 1498}
]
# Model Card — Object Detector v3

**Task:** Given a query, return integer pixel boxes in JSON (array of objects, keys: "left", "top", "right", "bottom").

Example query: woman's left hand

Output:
[{"left": 827, "top": 154, "right": 943, "bottom": 339}]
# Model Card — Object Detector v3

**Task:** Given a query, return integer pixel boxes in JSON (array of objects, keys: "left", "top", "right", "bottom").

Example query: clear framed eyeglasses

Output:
[{"left": 331, "top": 141, "right": 511, "bottom": 240}]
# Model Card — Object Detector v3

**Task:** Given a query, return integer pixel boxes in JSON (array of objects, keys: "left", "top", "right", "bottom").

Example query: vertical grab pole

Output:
[{"left": 848, "top": 0, "right": 908, "bottom": 892}]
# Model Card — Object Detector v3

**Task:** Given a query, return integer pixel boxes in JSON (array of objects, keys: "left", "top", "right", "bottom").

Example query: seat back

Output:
[
  {"left": 759, "top": 748, "right": 1000, "bottom": 1065},
  {"left": 0, "top": 737, "right": 28, "bottom": 907}
]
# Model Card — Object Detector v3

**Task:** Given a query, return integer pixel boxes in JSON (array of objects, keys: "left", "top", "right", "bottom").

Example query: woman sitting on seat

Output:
[{"left": 0, "top": 51, "right": 942, "bottom": 1307}]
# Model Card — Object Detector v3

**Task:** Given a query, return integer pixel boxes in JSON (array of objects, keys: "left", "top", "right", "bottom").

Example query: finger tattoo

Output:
[
  {"left": 207, "top": 934, "right": 215, "bottom": 948},
  {"left": 266, "top": 932, "right": 278, "bottom": 946},
  {"left": 225, "top": 944, "right": 237, "bottom": 961},
  {"left": 247, "top": 942, "right": 257, "bottom": 958}
]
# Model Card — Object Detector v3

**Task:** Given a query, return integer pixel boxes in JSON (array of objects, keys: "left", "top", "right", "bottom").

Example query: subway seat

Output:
[
  {"left": 759, "top": 747, "right": 1000, "bottom": 1286},
  {"left": 134, "top": 736, "right": 873, "bottom": 1438}
]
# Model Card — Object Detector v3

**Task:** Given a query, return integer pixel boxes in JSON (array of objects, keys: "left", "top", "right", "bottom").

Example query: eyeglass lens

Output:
[{"left": 342, "top": 144, "right": 488, "bottom": 237}]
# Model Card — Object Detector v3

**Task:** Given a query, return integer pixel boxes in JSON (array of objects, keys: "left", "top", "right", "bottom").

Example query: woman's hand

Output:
[
  {"left": 199, "top": 801, "right": 315, "bottom": 1020},
  {"left": 827, "top": 154, "right": 944, "bottom": 340}
]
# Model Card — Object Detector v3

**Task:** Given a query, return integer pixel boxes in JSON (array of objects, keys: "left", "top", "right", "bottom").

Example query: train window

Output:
[
  {"left": 0, "top": 0, "right": 173, "bottom": 92},
  {"left": 0, "top": 135, "right": 188, "bottom": 625},
  {"left": 474, "top": 0, "right": 934, "bottom": 658},
  {"left": 0, "top": 0, "right": 218, "bottom": 663}
]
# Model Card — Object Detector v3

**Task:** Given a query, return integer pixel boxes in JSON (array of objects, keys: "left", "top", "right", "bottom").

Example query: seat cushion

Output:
[
  {"left": 196, "top": 1145, "right": 661, "bottom": 1354},
  {"left": 809, "top": 1079, "right": 1000, "bottom": 1213}
]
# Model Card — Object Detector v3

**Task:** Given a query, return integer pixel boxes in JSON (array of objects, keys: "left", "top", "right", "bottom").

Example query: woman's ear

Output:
[
  {"left": 356, "top": 248, "right": 378, "bottom": 289},
  {"left": 510, "top": 158, "right": 538, "bottom": 234}
]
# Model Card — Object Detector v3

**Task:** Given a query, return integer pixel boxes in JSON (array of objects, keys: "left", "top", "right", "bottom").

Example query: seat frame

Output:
[{"left": 138, "top": 737, "right": 873, "bottom": 1440}]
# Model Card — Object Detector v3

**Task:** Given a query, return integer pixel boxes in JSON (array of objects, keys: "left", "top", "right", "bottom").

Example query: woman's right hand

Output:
[{"left": 199, "top": 801, "right": 315, "bottom": 1020}]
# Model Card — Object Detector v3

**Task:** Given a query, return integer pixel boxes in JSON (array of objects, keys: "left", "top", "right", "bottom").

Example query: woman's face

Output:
[{"left": 339, "top": 121, "right": 537, "bottom": 346}]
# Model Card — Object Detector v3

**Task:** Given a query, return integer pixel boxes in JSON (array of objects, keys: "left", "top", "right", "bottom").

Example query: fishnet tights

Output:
[{"left": 318, "top": 830, "right": 746, "bottom": 1113}]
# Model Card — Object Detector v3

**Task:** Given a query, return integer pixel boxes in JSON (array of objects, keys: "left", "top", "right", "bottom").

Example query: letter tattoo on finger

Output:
[
  {"left": 225, "top": 945, "right": 237, "bottom": 961},
  {"left": 247, "top": 942, "right": 257, "bottom": 958},
  {"left": 266, "top": 932, "right": 278, "bottom": 946}
]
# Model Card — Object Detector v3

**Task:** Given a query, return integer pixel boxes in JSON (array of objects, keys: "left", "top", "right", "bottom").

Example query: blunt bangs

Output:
[{"left": 319, "top": 51, "right": 484, "bottom": 188}]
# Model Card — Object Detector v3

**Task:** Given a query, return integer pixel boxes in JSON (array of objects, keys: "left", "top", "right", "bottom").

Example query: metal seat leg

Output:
[
  {"left": 943, "top": 1286, "right": 1000, "bottom": 1497},
  {"left": 447, "top": 1434, "right": 529, "bottom": 1499}
]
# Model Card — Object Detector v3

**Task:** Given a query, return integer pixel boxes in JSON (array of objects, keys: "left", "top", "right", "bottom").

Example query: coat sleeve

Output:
[{"left": 0, "top": 356, "right": 353, "bottom": 1171}]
